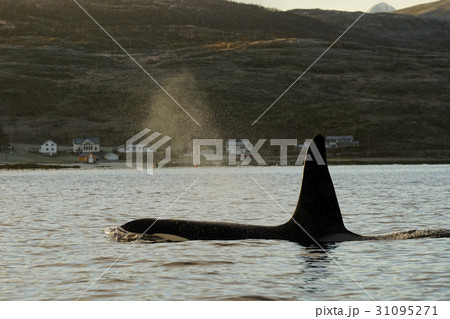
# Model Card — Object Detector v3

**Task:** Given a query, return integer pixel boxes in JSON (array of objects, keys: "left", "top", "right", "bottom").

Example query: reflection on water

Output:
[{"left": 0, "top": 165, "right": 449, "bottom": 300}]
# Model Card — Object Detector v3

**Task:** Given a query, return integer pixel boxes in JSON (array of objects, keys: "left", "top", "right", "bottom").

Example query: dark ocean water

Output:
[{"left": 0, "top": 165, "right": 448, "bottom": 300}]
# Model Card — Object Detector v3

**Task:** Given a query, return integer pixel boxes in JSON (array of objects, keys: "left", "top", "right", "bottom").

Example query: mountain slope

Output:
[
  {"left": 395, "top": 0, "right": 450, "bottom": 19},
  {"left": 0, "top": 0, "right": 449, "bottom": 155}
]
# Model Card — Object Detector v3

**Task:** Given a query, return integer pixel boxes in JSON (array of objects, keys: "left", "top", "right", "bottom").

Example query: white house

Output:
[
  {"left": 104, "top": 153, "right": 119, "bottom": 161},
  {"left": 73, "top": 137, "right": 100, "bottom": 153},
  {"left": 325, "top": 136, "right": 360, "bottom": 149},
  {"left": 39, "top": 139, "right": 57, "bottom": 156}
]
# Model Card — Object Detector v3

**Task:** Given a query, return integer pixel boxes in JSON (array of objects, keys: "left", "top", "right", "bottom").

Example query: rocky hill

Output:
[
  {"left": 395, "top": 0, "right": 450, "bottom": 19},
  {"left": 1, "top": 0, "right": 449, "bottom": 156}
]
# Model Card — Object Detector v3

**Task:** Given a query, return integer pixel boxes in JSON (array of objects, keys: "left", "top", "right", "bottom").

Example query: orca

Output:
[
  {"left": 117, "top": 135, "right": 450, "bottom": 244},
  {"left": 119, "top": 135, "right": 366, "bottom": 245}
]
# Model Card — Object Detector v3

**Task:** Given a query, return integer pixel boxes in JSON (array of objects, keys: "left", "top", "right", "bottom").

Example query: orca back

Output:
[{"left": 119, "top": 135, "right": 362, "bottom": 244}]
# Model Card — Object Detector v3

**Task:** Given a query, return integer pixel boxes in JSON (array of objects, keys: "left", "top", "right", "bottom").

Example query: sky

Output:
[{"left": 231, "top": 0, "right": 438, "bottom": 12}]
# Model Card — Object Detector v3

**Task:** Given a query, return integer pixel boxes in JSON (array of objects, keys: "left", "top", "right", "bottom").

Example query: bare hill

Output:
[
  {"left": 395, "top": 0, "right": 450, "bottom": 19},
  {"left": 1, "top": 0, "right": 449, "bottom": 156}
]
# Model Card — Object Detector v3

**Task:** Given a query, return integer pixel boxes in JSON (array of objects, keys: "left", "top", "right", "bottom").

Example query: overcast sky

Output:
[{"left": 231, "top": 0, "right": 438, "bottom": 12}]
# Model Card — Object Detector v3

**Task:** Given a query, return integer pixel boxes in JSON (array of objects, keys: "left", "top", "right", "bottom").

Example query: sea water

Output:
[{"left": 0, "top": 165, "right": 448, "bottom": 300}]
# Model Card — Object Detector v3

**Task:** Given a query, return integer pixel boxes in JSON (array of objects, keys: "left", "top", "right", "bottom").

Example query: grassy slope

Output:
[
  {"left": 0, "top": 0, "right": 449, "bottom": 157},
  {"left": 395, "top": 0, "right": 450, "bottom": 19}
]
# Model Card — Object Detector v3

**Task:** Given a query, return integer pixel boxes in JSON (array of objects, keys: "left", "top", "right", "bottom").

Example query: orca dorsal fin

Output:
[{"left": 290, "top": 135, "right": 349, "bottom": 237}]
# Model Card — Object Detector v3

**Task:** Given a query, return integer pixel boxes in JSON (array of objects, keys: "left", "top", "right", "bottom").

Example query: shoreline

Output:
[
  {"left": 1, "top": 158, "right": 450, "bottom": 170},
  {"left": 1, "top": 143, "right": 449, "bottom": 169}
]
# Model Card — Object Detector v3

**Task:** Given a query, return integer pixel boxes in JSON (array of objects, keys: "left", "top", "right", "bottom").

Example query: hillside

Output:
[
  {"left": 1, "top": 0, "right": 449, "bottom": 157},
  {"left": 395, "top": 0, "right": 450, "bottom": 19}
]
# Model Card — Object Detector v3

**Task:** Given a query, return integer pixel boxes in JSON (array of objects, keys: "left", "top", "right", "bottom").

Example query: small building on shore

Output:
[
  {"left": 325, "top": 136, "right": 360, "bottom": 149},
  {"left": 78, "top": 152, "right": 97, "bottom": 164},
  {"left": 225, "top": 140, "right": 248, "bottom": 156},
  {"left": 117, "top": 144, "right": 129, "bottom": 153},
  {"left": 117, "top": 144, "right": 142, "bottom": 153},
  {"left": 73, "top": 138, "right": 100, "bottom": 154},
  {"left": 104, "top": 153, "right": 119, "bottom": 161},
  {"left": 39, "top": 139, "right": 57, "bottom": 156}
]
